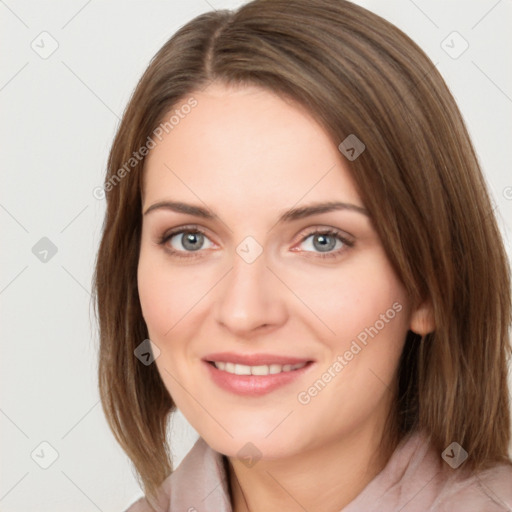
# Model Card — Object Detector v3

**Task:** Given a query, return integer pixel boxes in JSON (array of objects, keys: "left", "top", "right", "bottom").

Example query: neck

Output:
[{"left": 226, "top": 420, "right": 398, "bottom": 512}]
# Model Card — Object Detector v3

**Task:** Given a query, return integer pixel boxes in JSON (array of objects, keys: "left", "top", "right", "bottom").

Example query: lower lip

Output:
[{"left": 203, "top": 360, "right": 315, "bottom": 396}]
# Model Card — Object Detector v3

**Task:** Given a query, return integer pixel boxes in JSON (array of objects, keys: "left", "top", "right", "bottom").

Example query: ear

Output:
[{"left": 409, "top": 298, "right": 435, "bottom": 335}]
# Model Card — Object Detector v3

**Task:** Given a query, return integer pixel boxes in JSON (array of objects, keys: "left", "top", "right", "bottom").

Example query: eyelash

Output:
[{"left": 157, "top": 225, "right": 354, "bottom": 260}]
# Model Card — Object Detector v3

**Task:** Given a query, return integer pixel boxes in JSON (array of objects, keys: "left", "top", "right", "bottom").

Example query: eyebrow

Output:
[{"left": 143, "top": 200, "right": 369, "bottom": 222}]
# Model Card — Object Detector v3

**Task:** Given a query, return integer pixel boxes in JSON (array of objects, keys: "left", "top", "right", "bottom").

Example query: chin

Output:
[{"left": 198, "top": 421, "right": 307, "bottom": 461}]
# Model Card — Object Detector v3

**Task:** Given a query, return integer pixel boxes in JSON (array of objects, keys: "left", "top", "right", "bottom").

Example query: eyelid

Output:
[
  {"left": 159, "top": 224, "right": 213, "bottom": 243},
  {"left": 292, "top": 225, "right": 354, "bottom": 245}
]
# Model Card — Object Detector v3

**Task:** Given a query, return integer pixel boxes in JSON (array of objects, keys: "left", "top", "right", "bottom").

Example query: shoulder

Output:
[
  {"left": 123, "top": 496, "right": 154, "bottom": 512},
  {"left": 434, "top": 462, "right": 512, "bottom": 512},
  {"left": 123, "top": 436, "right": 230, "bottom": 512},
  {"left": 343, "top": 430, "right": 512, "bottom": 512},
  {"left": 392, "top": 431, "right": 512, "bottom": 511}
]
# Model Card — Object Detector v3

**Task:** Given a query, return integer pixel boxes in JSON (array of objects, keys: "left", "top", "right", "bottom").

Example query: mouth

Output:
[
  {"left": 207, "top": 360, "right": 308, "bottom": 375},
  {"left": 202, "top": 352, "right": 315, "bottom": 396}
]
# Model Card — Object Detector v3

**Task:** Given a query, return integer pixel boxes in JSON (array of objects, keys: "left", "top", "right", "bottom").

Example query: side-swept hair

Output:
[{"left": 92, "top": 0, "right": 512, "bottom": 505}]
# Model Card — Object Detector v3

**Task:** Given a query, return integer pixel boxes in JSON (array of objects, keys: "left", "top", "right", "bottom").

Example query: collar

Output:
[
  {"left": 159, "top": 436, "right": 232, "bottom": 511},
  {"left": 146, "top": 429, "right": 512, "bottom": 511}
]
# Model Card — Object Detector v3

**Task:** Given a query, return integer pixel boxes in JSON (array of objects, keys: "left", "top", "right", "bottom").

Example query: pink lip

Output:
[{"left": 202, "top": 353, "right": 315, "bottom": 396}]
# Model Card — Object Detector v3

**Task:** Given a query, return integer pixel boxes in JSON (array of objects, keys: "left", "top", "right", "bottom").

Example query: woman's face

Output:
[{"left": 138, "top": 82, "right": 424, "bottom": 460}]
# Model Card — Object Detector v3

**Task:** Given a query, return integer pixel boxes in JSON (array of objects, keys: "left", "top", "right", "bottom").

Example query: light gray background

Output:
[{"left": 1, "top": 1, "right": 511, "bottom": 510}]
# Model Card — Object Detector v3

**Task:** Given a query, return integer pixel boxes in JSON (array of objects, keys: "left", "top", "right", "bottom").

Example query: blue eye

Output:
[
  {"left": 158, "top": 226, "right": 354, "bottom": 260},
  {"left": 297, "top": 229, "right": 354, "bottom": 259},
  {"left": 158, "top": 227, "right": 213, "bottom": 258}
]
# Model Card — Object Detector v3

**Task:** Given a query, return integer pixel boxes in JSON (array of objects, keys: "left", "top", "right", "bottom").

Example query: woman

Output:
[{"left": 92, "top": 0, "right": 512, "bottom": 510}]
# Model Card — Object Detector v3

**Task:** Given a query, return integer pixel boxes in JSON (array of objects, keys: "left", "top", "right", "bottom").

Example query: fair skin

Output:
[{"left": 137, "top": 82, "right": 434, "bottom": 512}]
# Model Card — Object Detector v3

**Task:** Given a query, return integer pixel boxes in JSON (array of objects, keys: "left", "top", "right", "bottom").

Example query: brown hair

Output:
[{"left": 92, "top": 0, "right": 512, "bottom": 505}]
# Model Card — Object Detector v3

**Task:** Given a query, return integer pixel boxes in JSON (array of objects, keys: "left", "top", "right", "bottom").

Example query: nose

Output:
[{"left": 214, "top": 247, "right": 288, "bottom": 337}]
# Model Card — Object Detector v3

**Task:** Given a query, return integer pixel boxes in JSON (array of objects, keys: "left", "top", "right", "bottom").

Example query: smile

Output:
[
  {"left": 203, "top": 354, "right": 315, "bottom": 396},
  {"left": 210, "top": 361, "right": 307, "bottom": 375}
]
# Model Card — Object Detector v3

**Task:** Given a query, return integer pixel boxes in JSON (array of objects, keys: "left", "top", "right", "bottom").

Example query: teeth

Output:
[
  {"left": 252, "top": 365, "right": 269, "bottom": 376},
  {"left": 269, "top": 364, "right": 282, "bottom": 374},
  {"left": 235, "top": 364, "right": 251, "bottom": 375},
  {"left": 212, "top": 361, "right": 307, "bottom": 375}
]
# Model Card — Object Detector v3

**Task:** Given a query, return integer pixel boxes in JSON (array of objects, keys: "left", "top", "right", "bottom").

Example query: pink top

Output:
[{"left": 125, "top": 430, "right": 512, "bottom": 511}]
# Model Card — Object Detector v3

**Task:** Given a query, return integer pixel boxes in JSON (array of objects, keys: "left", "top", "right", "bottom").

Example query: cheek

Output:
[
  {"left": 137, "top": 256, "right": 170, "bottom": 336},
  {"left": 293, "top": 269, "right": 409, "bottom": 444},
  {"left": 137, "top": 248, "right": 209, "bottom": 338},
  {"left": 300, "top": 251, "right": 409, "bottom": 343},
  {"left": 315, "top": 258, "right": 409, "bottom": 403}
]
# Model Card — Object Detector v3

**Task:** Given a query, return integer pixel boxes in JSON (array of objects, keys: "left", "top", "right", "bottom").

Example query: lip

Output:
[{"left": 202, "top": 352, "right": 315, "bottom": 396}]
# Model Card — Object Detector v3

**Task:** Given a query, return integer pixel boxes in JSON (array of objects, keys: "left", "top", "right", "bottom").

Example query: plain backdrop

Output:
[{"left": 1, "top": 1, "right": 511, "bottom": 510}]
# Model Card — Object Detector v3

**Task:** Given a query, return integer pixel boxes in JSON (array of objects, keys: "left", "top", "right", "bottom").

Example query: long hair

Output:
[{"left": 92, "top": 0, "right": 512, "bottom": 505}]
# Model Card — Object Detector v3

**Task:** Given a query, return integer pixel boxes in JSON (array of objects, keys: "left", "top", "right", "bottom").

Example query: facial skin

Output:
[{"left": 137, "top": 82, "right": 434, "bottom": 511}]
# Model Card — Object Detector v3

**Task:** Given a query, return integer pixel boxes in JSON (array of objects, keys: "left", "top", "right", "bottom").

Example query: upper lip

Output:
[{"left": 203, "top": 352, "right": 314, "bottom": 366}]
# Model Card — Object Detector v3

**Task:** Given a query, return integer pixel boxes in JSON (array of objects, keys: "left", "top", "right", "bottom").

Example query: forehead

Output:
[{"left": 142, "top": 83, "right": 363, "bottom": 213}]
